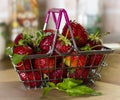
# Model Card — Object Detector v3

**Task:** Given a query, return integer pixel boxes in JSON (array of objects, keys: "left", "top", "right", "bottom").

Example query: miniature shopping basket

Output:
[{"left": 12, "top": 8, "right": 113, "bottom": 89}]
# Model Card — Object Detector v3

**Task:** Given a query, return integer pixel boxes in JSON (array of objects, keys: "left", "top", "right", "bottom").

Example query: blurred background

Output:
[{"left": 0, "top": 0, "right": 120, "bottom": 61}]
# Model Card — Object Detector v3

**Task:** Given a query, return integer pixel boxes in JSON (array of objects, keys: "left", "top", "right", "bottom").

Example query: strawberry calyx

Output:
[
  {"left": 58, "top": 34, "right": 72, "bottom": 46},
  {"left": 88, "top": 32, "right": 100, "bottom": 42},
  {"left": 89, "top": 31, "right": 110, "bottom": 41},
  {"left": 33, "top": 30, "right": 46, "bottom": 47},
  {"left": 19, "top": 32, "right": 33, "bottom": 45}
]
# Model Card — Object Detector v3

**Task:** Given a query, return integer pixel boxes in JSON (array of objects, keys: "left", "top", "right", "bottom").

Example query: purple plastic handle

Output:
[{"left": 44, "top": 8, "right": 70, "bottom": 29}]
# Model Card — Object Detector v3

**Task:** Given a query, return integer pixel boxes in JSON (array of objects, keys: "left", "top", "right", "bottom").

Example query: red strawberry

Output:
[
  {"left": 62, "top": 21, "right": 88, "bottom": 47},
  {"left": 80, "top": 46, "right": 104, "bottom": 67},
  {"left": 34, "top": 52, "right": 55, "bottom": 74},
  {"left": 13, "top": 46, "right": 33, "bottom": 55},
  {"left": 13, "top": 32, "right": 34, "bottom": 47},
  {"left": 44, "top": 29, "right": 55, "bottom": 34},
  {"left": 64, "top": 51, "right": 86, "bottom": 68},
  {"left": 14, "top": 33, "right": 23, "bottom": 45},
  {"left": 19, "top": 71, "right": 41, "bottom": 88},
  {"left": 39, "top": 34, "right": 72, "bottom": 54},
  {"left": 87, "top": 32, "right": 110, "bottom": 50},
  {"left": 49, "top": 69, "right": 67, "bottom": 84},
  {"left": 68, "top": 68, "right": 89, "bottom": 79},
  {"left": 86, "top": 54, "right": 104, "bottom": 66},
  {"left": 39, "top": 34, "right": 54, "bottom": 53},
  {"left": 16, "top": 60, "right": 32, "bottom": 70},
  {"left": 13, "top": 46, "right": 33, "bottom": 70},
  {"left": 55, "top": 35, "right": 72, "bottom": 54}
]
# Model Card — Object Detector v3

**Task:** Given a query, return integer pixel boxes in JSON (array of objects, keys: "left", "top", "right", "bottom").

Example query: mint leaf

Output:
[
  {"left": 57, "top": 78, "right": 83, "bottom": 90},
  {"left": 42, "top": 87, "right": 53, "bottom": 96},
  {"left": 63, "top": 78, "right": 83, "bottom": 85},
  {"left": 12, "top": 54, "right": 25, "bottom": 64},
  {"left": 66, "top": 85, "right": 101, "bottom": 96},
  {"left": 42, "top": 78, "right": 102, "bottom": 97},
  {"left": 47, "top": 82, "right": 56, "bottom": 88},
  {"left": 42, "top": 82, "right": 56, "bottom": 97}
]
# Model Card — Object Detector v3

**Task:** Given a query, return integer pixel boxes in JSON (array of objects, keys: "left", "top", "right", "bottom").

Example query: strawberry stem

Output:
[
  {"left": 65, "top": 29, "right": 69, "bottom": 38},
  {"left": 91, "top": 44, "right": 102, "bottom": 49}
]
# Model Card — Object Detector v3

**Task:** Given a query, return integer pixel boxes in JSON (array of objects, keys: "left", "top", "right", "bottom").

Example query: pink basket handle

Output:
[{"left": 43, "top": 8, "right": 71, "bottom": 30}]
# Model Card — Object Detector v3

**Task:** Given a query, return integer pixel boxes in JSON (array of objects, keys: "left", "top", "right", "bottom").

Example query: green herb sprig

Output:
[{"left": 42, "top": 78, "right": 102, "bottom": 97}]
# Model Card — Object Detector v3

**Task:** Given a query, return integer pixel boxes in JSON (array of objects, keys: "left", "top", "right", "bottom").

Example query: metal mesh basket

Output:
[{"left": 12, "top": 8, "right": 113, "bottom": 89}]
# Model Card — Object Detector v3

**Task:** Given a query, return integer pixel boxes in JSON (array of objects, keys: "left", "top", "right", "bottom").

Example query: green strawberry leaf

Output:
[
  {"left": 33, "top": 30, "right": 46, "bottom": 46},
  {"left": 18, "top": 39, "right": 25, "bottom": 45},
  {"left": 12, "top": 54, "right": 25, "bottom": 65},
  {"left": 58, "top": 34, "right": 71, "bottom": 46},
  {"left": 5, "top": 47, "right": 13, "bottom": 56}
]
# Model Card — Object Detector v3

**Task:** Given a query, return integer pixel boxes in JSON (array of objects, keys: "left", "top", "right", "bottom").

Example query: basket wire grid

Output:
[{"left": 12, "top": 8, "right": 113, "bottom": 89}]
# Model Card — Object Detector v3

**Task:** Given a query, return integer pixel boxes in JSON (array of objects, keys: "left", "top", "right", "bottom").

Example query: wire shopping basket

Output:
[{"left": 11, "top": 8, "right": 113, "bottom": 89}]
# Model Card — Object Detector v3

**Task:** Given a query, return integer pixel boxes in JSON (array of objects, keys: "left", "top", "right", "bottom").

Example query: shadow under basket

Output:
[{"left": 12, "top": 46, "right": 113, "bottom": 89}]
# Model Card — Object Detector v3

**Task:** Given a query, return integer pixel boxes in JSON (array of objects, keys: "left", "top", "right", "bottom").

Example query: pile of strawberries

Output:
[{"left": 9, "top": 20, "right": 107, "bottom": 88}]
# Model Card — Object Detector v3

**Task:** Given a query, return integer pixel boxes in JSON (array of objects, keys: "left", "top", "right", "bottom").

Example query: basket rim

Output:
[{"left": 23, "top": 46, "right": 114, "bottom": 60}]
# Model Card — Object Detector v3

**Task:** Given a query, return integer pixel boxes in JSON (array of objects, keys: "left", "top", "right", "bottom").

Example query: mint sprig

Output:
[
  {"left": 11, "top": 54, "right": 26, "bottom": 65},
  {"left": 42, "top": 78, "right": 101, "bottom": 97}
]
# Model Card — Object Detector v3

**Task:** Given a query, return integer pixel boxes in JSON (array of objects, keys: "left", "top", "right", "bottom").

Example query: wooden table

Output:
[{"left": 0, "top": 81, "right": 120, "bottom": 100}]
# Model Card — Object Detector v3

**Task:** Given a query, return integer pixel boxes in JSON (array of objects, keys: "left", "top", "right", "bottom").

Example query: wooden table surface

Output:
[{"left": 0, "top": 81, "right": 120, "bottom": 100}]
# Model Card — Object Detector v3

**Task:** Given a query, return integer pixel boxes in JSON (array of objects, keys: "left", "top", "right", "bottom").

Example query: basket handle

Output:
[
  {"left": 43, "top": 8, "right": 78, "bottom": 54},
  {"left": 43, "top": 8, "right": 70, "bottom": 30}
]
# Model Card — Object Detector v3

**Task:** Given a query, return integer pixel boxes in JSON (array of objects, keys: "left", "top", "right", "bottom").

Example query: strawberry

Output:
[
  {"left": 19, "top": 71, "right": 41, "bottom": 88},
  {"left": 39, "top": 34, "right": 72, "bottom": 54},
  {"left": 13, "top": 46, "right": 33, "bottom": 70},
  {"left": 68, "top": 68, "right": 89, "bottom": 79},
  {"left": 44, "top": 29, "right": 55, "bottom": 34},
  {"left": 39, "top": 33, "right": 54, "bottom": 53},
  {"left": 86, "top": 54, "right": 104, "bottom": 66},
  {"left": 80, "top": 32, "right": 109, "bottom": 67},
  {"left": 16, "top": 60, "right": 32, "bottom": 70},
  {"left": 49, "top": 69, "right": 67, "bottom": 84},
  {"left": 87, "top": 32, "right": 110, "bottom": 50},
  {"left": 80, "top": 46, "right": 104, "bottom": 67},
  {"left": 13, "top": 30, "right": 46, "bottom": 51},
  {"left": 64, "top": 51, "right": 86, "bottom": 68},
  {"left": 55, "top": 35, "right": 72, "bottom": 54},
  {"left": 13, "top": 32, "right": 33, "bottom": 47},
  {"left": 62, "top": 21, "right": 88, "bottom": 47},
  {"left": 13, "top": 46, "right": 33, "bottom": 55},
  {"left": 14, "top": 33, "right": 23, "bottom": 45},
  {"left": 34, "top": 52, "right": 55, "bottom": 74}
]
